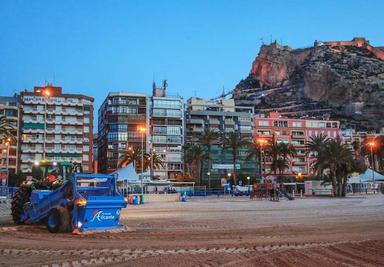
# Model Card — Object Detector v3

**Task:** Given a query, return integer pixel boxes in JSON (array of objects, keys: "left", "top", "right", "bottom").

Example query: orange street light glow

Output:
[
  {"left": 257, "top": 139, "right": 267, "bottom": 146},
  {"left": 44, "top": 90, "right": 50, "bottom": 96},
  {"left": 368, "top": 141, "right": 375, "bottom": 147},
  {"left": 138, "top": 126, "right": 146, "bottom": 133}
]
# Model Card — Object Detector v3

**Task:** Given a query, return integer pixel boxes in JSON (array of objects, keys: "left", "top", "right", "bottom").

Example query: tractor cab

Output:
[{"left": 30, "top": 161, "right": 82, "bottom": 186}]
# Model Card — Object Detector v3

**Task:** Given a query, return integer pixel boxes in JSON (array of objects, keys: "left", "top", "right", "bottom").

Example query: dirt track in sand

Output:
[{"left": 0, "top": 195, "right": 383, "bottom": 266}]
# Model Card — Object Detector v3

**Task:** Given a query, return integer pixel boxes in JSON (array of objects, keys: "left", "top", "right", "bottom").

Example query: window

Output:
[
  {"left": 257, "top": 130, "right": 271, "bottom": 135},
  {"left": 153, "top": 135, "right": 166, "bottom": 144},
  {"left": 153, "top": 100, "right": 182, "bottom": 109},
  {"left": 292, "top": 166, "right": 306, "bottom": 172},
  {"left": 292, "top": 131, "right": 305, "bottom": 136},
  {"left": 107, "top": 132, "right": 128, "bottom": 141},
  {"left": 107, "top": 106, "right": 137, "bottom": 114},
  {"left": 292, "top": 121, "right": 302, "bottom": 127},
  {"left": 167, "top": 126, "right": 180, "bottom": 135},
  {"left": 153, "top": 126, "right": 166, "bottom": 134},
  {"left": 258, "top": 121, "right": 269, "bottom": 126},
  {"left": 109, "top": 124, "right": 128, "bottom": 131},
  {"left": 240, "top": 126, "right": 252, "bottom": 131},
  {"left": 273, "top": 120, "right": 288, "bottom": 127}
]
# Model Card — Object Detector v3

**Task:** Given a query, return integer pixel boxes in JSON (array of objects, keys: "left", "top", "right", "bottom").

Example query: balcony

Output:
[
  {"left": 191, "top": 128, "right": 203, "bottom": 133},
  {"left": 24, "top": 137, "right": 44, "bottom": 143},
  {"left": 224, "top": 120, "right": 235, "bottom": 125},
  {"left": 187, "top": 118, "right": 204, "bottom": 124},
  {"left": 208, "top": 119, "right": 221, "bottom": 125}
]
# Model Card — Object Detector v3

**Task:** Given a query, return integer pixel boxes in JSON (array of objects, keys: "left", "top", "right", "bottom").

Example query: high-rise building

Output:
[
  {"left": 98, "top": 92, "right": 149, "bottom": 173},
  {"left": 254, "top": 112, "right": 341, "bottom": 176},
  {"left": 92, "top": 133, "right": 98, "bottom": 173},
  {"left": 150, "top": 81, "right": 184, "bottom": 180},
  {"left": 0, "top": 95, "right": 20, "bottom": 183},
  {"left": 19, "top": 85, "right": 94, "bottom": 173},
  {"left": 185, "top": 97, "right": 255, "bottom": 187}
]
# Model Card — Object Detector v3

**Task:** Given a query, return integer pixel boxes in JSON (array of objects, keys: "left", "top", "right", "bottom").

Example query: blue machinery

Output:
[{"left": 21, "top": 173, "right": 127, "bottom": 233}]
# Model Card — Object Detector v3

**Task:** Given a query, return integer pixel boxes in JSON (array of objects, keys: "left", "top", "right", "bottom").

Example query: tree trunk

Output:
[
  {"left": 198, "top": 161, "right": 202, "bottom": 185},
  {"left": 330, "top": 171, "right": 337, "bottom": 197},
  {"left": 207, "top": 145, "right": 211, "bottom": 189},
  {"left": 233, "top": 151, "right": 237, "bottom": 186}
]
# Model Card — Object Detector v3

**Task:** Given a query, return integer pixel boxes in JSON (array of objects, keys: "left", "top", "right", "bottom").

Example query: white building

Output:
[
  {"left": 150, "top": 81, "right": 184, "bottom": 180},
  {"left": 19, "top": 85, "right": 94, "bottom": 173}
]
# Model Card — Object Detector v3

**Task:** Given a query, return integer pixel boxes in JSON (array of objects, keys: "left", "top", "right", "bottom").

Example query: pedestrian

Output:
[
  {"left": 266, "top": 179, "right": 273, "bottom": 201},
  {"left": 250, "top": 182, "right": 258, "bottom": 199}
]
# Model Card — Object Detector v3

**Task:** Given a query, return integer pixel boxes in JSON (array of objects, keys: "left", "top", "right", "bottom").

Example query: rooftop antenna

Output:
[
  {"left": 260, "top": 37, "right": 264, "bottom": 45},
  {"left": 270, "top": 34, "right": 272, "bottom": 44}
]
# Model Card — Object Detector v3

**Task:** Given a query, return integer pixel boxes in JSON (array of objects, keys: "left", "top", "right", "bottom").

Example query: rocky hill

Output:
[{"left": 233, "top": 38, "right": 384, "bottom": 131}]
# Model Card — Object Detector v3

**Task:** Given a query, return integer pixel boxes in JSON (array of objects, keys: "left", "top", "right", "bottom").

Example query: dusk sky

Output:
[{"left": 1, "top": 0, "right": 383, "bottom": 121}]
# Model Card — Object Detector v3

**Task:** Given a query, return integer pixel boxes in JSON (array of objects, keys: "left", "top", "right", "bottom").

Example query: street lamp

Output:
[
  {"left": 43, "top": 88, "right": 51, "bottom": 160},
  {"left": 247, "top": 176, "right": 250, "bottom": 185},
  {"left": 367, "top": 141, "right": 376, "bottom": 193},
  {"left": 3, "top": 140, "right": 10, "bottom": 187},
  {"left": 257, "top": 138, "right": 267, "bottom": 183},
  {"left": 151, "top": 148, "right": 155, "bottom": 178},
  {"left": 138, "top": 126, "right": 146, "bottom": 194}
]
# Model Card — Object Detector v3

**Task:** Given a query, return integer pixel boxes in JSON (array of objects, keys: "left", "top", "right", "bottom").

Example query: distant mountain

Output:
[{"left": 233, "top": 38, "right": 384, "bottom": 131}]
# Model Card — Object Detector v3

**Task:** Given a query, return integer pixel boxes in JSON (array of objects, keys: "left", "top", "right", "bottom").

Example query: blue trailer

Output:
[{"left": 17, "top": 173, "right": 127, "bottom": 233}]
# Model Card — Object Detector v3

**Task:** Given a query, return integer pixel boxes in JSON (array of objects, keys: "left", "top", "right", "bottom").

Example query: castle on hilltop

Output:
[{"left": 315, "top": 37, "right": 384, "bottom": 60}]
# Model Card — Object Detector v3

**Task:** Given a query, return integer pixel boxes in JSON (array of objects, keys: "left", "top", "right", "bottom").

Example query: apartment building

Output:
[
  {"left": 98, "top": 92, "right": 149, "bottom": 173},
  {"left": 150, "top": 81, "right": 184, "bottom": 180},
  {"left": 19, "top": 85, "right": 94, "bottom": 173},
  {"left": 185, "top": 97, "right": 255, "bottom": 187},
  {"left": 0, "top": 96, "right": 19, "bottom": 183},
  {"left": 254, "top": 112, "right": 341, "bottom": 176}
]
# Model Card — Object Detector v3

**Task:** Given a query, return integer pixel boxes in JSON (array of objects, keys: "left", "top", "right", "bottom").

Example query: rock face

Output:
[{"left": 234, "top": 38, "right": 384, "bottom": 131}]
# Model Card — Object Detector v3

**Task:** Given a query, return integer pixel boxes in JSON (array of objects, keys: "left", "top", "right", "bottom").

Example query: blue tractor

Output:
[{"left": 11, "top": 161, "right": 127, "bottom": 233}]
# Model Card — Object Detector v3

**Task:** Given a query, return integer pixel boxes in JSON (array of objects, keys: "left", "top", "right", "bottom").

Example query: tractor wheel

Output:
[
  {"left": 47, "top": 207, "right": 72, "bottom": 233},
  {"left": 11, "top": 186, "right": 31, "bottom": 224},
  {"left": 58, "top": 207, "right": 72, "bottom": 233},
  {"left": 47, "top": 209, "right": 60, "bottom": 233}
]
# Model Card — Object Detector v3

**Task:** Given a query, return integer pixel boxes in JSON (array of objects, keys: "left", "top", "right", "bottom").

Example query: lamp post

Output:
[
  {"left": 43, "top": 89, "right": 50, "bottom": 160},
  {"left": 257, "top": 139, "right": 267, "bottom": 183},
  {"left": 368, "top": 141, "right": 376, "bottom": 193},
  {"left": 207, "top": 172, "right": 211, "bottom": 188},
  {"left": 138, "top": 126, "right": 146, "bottom": 194},
  {"left": 247, "top": 176, "right": 250, "bottom": 185},
  {"left": 151, "top": 148, "right": 155, "bottom": 178}
]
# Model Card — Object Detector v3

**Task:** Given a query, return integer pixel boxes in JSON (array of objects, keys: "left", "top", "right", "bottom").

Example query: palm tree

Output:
[
  {"left": 199, "top": 128, "right": 219, "bottom": 188},
  {"left": 246, "top": 139, "right": 263, "bottom": 180},
  {"left": 305, "top": 133, "right": 329, "bottom": 156},
  {"left": 147, "top": 151, "right": 165, "bottom": 177},
  {"left": 118, "top": 147, "right": 142, "bottom": 169},
  {"left": 0, "top": 115, "right": 15, "bottom": 140},
  {"left": 311, "top": 139, "right": 365, "bottom": 197},
  {"left": 222, "top": 132, "right": 249, "bottom": 185},
  {"left": 184, "top": 144, "right": 207, "bottom": 184},
  {"left": 267, "top": 141, "right": 296, "bottom": 175},
  {"left": 305, "top": 133, "right": 329, "bottom": 176}
]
